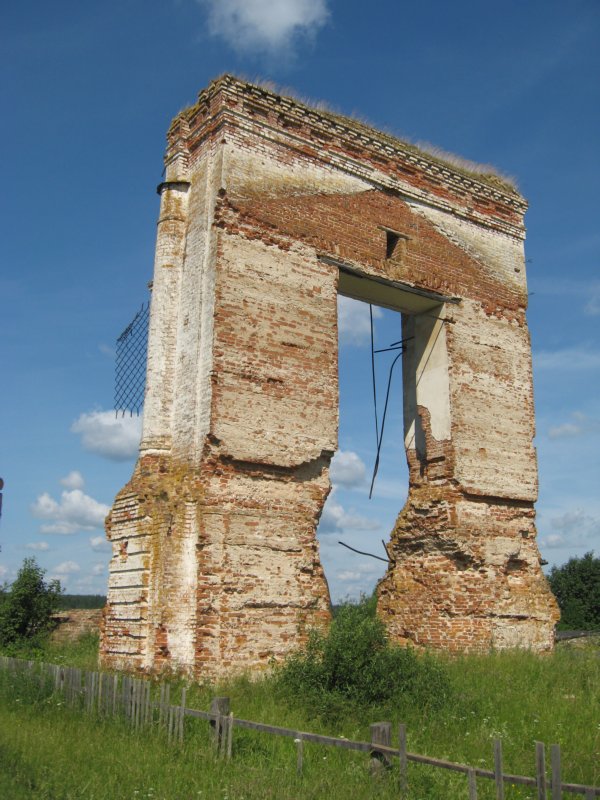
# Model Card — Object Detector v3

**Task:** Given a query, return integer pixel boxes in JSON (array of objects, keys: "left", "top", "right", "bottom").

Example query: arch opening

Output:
[
  {"left": 318, "top": 295, "right": 407, "bottom": 604},
  {"left": 318, "top": 271, "right": 452, "bottom": 607}
]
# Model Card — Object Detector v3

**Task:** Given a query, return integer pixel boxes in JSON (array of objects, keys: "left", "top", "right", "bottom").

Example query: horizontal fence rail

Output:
[{"left": 1, "top": 656, "right": 598, "bottom": 798}]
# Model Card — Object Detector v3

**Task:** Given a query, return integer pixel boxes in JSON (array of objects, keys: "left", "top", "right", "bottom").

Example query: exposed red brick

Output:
[{"left": 100, "top": 76, "right": 558, "bottom": 679}]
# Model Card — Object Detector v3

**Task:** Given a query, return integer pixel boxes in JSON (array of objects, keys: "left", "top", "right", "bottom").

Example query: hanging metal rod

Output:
[
  {"left": 374, "top": 336, "right": 413, "bottom": 353},
  {"left": 373, "top": 345, "right": 403, "bottom": 354},
  {"left": 338, "top": 540, "right": 391, "bottom": 564},
  {"left": 369, "top": 349, "right": 403, "bottom": 499}
]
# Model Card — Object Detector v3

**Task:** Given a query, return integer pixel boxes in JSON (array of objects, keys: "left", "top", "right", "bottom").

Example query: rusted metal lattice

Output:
[{"left": 115, "top": 302, "right": 149, "bottom": 416}]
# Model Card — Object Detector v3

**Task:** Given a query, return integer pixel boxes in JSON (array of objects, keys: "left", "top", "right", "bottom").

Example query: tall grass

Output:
[
  {"left": 0, "top": 614, "right": 598, "bottom": 798},
  {"left": 1, "top": 629, "right": 100, "bottom": 671}
]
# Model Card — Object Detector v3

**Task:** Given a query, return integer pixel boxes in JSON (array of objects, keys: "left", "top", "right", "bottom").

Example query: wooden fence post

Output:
[
  {"left": 146, "top": 681, "right": 152, "bottom": 726},
  {"left": 112, "top": 674, "right": 118, "bottom": 717},
  {"left": 210, "top": 697, "right": 230, "bottom": 755},
  {"left": 64, "top": 667, "right": 69, "bottom": 705},
  {"left": 468, "top": 768, "right": 478, "bottom": 800},
  {"left": 226, "top": 712, "right": 234, "bottom": 760},
  {"left": 536, "top": 742, "right": 547, "bottom": 800},
  {"left": 89, "top": 671, "right": 94, "bottom": 713},
  {"left": 178, "top": 686, "right": 186, "bottom": 743},
  {"left": 121, "top": 675, "right": 128, "bottom": 718},
  {"left": 158, "top": 683, "right": 165, "bottom": 726},
  {"left": 494, "top": 739, "right": 505, "bottom": 800},
  {"left": 97, "top": 671, "right": 103, "bottom": 713},
  {"left": 370, "top": 721, "right": 392, "bottom": 774},
  {"left": 138, "top": 680, "right": 145, "bottom": 729},
  {"left": 295, "top": 734, "right": 304, "bottom": 775},
  {"left": 106, "top": 673, "right": 119, "bottom": 717},
  {"left": 159, "top": 683, "right": 170, "bottom": 729},
  {"left": 97, "top": 673, "right": 104, "bottom": 715},
  {"left": 72, "top": 669, "right": 83, "bottom": 707},
  {"left": 83, "top": 671, "right": 89, "bottom": 712},
  {"left": 128, "top": 675, "right": 134, "bottom": 719},
  {"left": 135, "top": 679, "right": 143, "bottom": 729},
  {"left": 92, "top": 671, "right": 98, "bottom": 713},
  {"left": 398, "top": 723, "right": 408, "bottom": 795},
  {"left": 131, "top": 679, "right": 137, "bottom": 728},
  {"left": 550, "top": 744, "right": 561, "bottom": 800},
  {"left": 168, "top": 704, "right": 175, "bottom": 743}
]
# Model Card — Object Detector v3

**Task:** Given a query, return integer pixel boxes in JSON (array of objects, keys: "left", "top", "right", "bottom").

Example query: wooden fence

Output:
[{"left": 1, "top": 656, "right": 598, "bottom": 799}]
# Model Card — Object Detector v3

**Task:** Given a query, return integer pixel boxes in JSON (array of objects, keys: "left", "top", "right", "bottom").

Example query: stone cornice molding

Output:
[{"left": 167, "top": 75, "right": 527, "bottom": 240}]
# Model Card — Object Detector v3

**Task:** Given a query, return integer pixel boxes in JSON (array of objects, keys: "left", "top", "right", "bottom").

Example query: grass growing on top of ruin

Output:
[{"left": 0, "top": 599, "right": 598, "bottom": 799}]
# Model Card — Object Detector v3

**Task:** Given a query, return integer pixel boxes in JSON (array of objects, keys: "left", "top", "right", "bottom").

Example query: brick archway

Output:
[{"left": 100, "top": 76, "right": 558, "bottom": 678}]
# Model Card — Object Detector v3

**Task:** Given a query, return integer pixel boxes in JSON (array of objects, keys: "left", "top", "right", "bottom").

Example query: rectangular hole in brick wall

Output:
[
  {"left": 316, "top": 295, "right": 409, "bottom": 606},
  {"left": 386, "top": 230, "right": 400, "bottom": 259},
  {"left": 378, "top": 225, "right": 410, "bottom": 262}
]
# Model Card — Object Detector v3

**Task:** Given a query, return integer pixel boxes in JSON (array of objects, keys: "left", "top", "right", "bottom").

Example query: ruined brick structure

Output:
[{"left": 100, "top": 75, "right": 558, "bottom": 677}]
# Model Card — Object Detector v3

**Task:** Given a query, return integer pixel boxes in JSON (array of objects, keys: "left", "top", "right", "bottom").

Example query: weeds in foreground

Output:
[
  {"left": 0, "top": 599, "right": 599, "bottom": 798},
  {"left": 0, "top": 629, "right": 100, "bottom": 671}
]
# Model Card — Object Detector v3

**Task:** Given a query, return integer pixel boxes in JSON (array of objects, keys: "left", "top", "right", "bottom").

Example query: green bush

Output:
[
  {"left": 549, "top": 551, "right": 600, "bottom": 630},
  {"left": 277, "top": 594, "right": 450, "bottom": 714},
  {"left": 0, "top": 558, "right": 62, "bottom": 650}
]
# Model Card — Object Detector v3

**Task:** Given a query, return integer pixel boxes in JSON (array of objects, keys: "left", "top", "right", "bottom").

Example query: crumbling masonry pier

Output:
[{"left": 100, "top": 75, "right": 558, "bottom": 677}]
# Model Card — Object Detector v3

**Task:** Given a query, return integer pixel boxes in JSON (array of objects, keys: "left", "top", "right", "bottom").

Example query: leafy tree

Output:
[
  {"left": 549, "top": 552, "right": 600, "bottom": 631},
  {"left": 0, "top": 558, "right": 63, "bottom": 648}
]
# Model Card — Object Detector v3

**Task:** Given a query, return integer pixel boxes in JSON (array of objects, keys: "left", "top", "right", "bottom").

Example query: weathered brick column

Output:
[
  {"left": 377, "top": 301, "right": 558, "bottom": 651},
  {"left": 100, "top": 75, "right": 557, "bottom": 678}
]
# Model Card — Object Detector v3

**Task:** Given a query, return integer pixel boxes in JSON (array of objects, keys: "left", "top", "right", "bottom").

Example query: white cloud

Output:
[
  {"left": 548, "top": 422, "right": 580, "bottom": 439},
  {"left": 0, "top": 564, "right": 9, "bottom": 580},
  {"left": 71, "top": 410, "right": 142, "bottom": 461},
  {"left": 90, "top": 535, "right": 111, "bottom": 552},
  {"left": 543, "top": 533, "right": 565, "bottom": 548},
  {"left": 548, "top": 411, "right": 600, "bottom": 439},
  {"left": 318, "top": 489, "right": 380, "bottom": 534},
  {"left": 53, "top": 561, "right": 81, "bottom": 576},
  {"left": 199, "top": 0, "right": 329, "bottom": 54},
  {"left": 551, "top": 509, "right": 600, "bottom": 534},
  {"left": 60, "top": 470, "right": 85, "bottom": 490},
  {"left": 534, "top": 346, "right": 600, "bottom": 371},
  {"left": 92, "top": 562, "right": 107, "bottom": 576},
  {"left": 336, "top": 562, "right": 381, "bottom": 584},
  {"left": 73, "top": 576, "right": 95, "bottom": 590},
  {"left": 330, "top": 560, "right": 385, "bottom": 602},
  {"left": 539, "top": 509, "right": 600, "bottom": 549},
  {"left": 330, "top": 450, "right": 366, "bottom": 488},
  {"left": 336, "top": 570, "right": 363, "bottom": 582},
  {"left": 25, "top": 541, "right": 50, "bottom": 552},
  {"left": 338, "top": 296, "right": 382, "bottom": 347},
  {"left": 31, "top": 488, "right": 109, "bottom": 535}
]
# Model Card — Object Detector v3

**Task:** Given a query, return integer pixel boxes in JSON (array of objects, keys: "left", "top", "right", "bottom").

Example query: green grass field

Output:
[{"left": 0, "top": 631, "right": 598, "bottom": 799}]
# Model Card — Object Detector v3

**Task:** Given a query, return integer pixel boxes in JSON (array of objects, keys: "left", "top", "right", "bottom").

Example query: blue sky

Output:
[{"left": 1, "top": 0, "right": 598, "bottom": 601}]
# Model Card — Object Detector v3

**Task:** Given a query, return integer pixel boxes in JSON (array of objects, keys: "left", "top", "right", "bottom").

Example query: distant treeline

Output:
[{"left": 57, "top": 595, "right": 106, "bottom": 610}]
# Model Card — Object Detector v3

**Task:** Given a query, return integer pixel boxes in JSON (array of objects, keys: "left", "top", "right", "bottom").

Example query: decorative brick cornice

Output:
[{"left": 167, "top": 75, "right": 527, "bottom": 240}]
